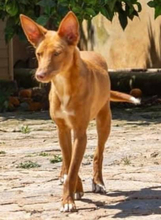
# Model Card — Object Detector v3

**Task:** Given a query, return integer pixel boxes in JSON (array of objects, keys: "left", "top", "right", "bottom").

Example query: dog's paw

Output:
[
  {"left": 92, "top": 179, "right": 106, "bottom": 194},
  {"left": 74, "top": 192, "right": 84, "bottom": 200},
  {"left": 60, "top": 197, "right": 76, "bottom": 212},
  {"left": 60, "top": 203, "right": 76, "bottom": 212}
]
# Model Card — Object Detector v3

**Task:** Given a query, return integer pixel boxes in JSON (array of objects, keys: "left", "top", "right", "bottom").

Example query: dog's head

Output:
[{"left": 20, "top": 12, "right": 80, "bottom": 83}]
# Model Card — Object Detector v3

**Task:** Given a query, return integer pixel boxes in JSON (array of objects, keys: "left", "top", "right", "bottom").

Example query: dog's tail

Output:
[{"left": 110, "top": 90, "right": 140, "bottom": 105}]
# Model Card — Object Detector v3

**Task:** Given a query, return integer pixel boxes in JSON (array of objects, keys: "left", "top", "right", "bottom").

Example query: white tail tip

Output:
[{"left": 130, "top": 97, "right": 141, "bottom": 105}]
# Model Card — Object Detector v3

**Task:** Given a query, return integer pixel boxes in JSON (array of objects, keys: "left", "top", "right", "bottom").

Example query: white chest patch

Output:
[
  {"left": 55, "top": 109, "right": 75, "bottom": 118},
  {"left": 55, "top": 95, "right": 75, "bottom": 127},
  {"left": 63, "top": 95, "right": 70, "bottom": 107}
]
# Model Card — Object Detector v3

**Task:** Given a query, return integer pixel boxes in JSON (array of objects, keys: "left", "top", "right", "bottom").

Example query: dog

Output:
[{"left": 20, "top": 11, "right": 140, "bottom": 212}]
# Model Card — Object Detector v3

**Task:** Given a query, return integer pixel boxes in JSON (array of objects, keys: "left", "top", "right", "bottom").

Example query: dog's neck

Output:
[{"left": 51, "top": 47, "right": 83, "bottom": 99}]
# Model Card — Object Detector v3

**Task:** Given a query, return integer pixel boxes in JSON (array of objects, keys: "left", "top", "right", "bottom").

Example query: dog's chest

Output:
[
  {"left": 51, "top": 76, "right": 75, "bottom": 127},
  {"left": 55, "top": 94, "right": 75, "bottom": 127}
]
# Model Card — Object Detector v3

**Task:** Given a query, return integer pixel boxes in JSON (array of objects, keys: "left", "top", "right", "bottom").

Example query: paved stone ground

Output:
[{"left": 1, "top": 105, "right": 161, "bottom": 220}]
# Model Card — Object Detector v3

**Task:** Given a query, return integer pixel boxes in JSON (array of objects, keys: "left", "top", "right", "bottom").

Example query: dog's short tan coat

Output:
[{"left": 20, "top": 12, "right": 139, "bottom": 212}]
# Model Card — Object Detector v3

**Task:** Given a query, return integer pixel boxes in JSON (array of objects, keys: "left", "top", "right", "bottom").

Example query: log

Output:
[
  {"left": 109, "top": 69, "right": 161, "bottom": 96},
  {"left": 14, "top": 68, "right": 161, "bottom": 96}
]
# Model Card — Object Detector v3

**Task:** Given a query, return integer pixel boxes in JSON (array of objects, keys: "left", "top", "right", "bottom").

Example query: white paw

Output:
[
  {"left": 60, "top": 203, "right": 76, "bottom": 212},
  {"left": 74, "top": 192, "right": 84, "bottom": 200},
  {"left": 92, "top": 180, "right": 106, "bottom": 193}
]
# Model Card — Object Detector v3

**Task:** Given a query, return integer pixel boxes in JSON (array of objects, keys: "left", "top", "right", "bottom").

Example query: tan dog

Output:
[{"left": 20, "top": 11, "right": 139, "bottom": 212}]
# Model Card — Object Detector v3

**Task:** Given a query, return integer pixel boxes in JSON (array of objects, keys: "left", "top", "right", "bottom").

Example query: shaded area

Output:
[
  {"left": 81, "top": 186, "right": 161, "bottom": 218},
  {"left": 111, "top": 104, "right": 161, "bottom": 124},
  {"left": 107, "top": 186, "right": 161, "bottom": 218},
  {"left": 145, "top": 19, "right": 161, "bottom": 68},
  {"left": 0, "top": 111, "right": 50, "bottom": 122},
  {"left": 1, "top": 104, "right": 161, "bottom": 124},
  {"left": 79, "top": 20, "right": 95, "bottom": 51}
]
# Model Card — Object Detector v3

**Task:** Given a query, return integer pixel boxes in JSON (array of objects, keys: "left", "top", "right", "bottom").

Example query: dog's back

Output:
[{"left": 80, "top": 51, "right": 108, "bottom": 71}]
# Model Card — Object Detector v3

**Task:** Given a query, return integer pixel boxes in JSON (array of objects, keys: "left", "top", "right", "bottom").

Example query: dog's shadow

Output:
[
  {"left": 81, "top": 186, "right": 161, "bottom": 217},
  {"left": 111, "top": 104, "right": 161, "bottom": 125}
]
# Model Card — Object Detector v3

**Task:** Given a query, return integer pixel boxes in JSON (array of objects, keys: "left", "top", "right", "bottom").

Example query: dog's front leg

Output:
[
  {"left": 56, "top": 121, "right": 72, "bottom": 178},
  {"left": 61, "top": 129, "right": 87, "bottom": 212}
]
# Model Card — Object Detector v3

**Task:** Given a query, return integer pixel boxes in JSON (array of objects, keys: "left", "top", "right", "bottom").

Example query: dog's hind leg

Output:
[
  {"left": 93, "top": 101, "right": 111, "bottom": 193},
  {"left": 74, "top": 175, "right": 84, "bottom": 200}
]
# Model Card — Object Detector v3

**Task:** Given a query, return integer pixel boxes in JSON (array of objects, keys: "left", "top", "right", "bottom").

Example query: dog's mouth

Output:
[{"left": 35, "top": 70, "right": 59, "bottom": 83}]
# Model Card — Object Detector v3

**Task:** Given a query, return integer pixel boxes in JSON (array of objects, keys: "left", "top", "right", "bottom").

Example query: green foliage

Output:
[
  {"left": 17, "top": 160, "right": 41, "bottom": 169},
  {"left": 50, "top": 155, "right": 62, "bottom": 163},
  {"left": 0, "top": 81, "right": 17, "bottom": 113},
  {"left": 0, "top": 151, "right": 6, "bottom": 155},
  {"left": 0, "top": 95, "right": 9, "bottom": 112},
  {"left": 122, "top": 156, "right": 131, "bottom": 165},
  {"left": 20, "top": 125, "right": 31, "bottom": 134},
  {"left": 0, "top": 0, "right": 142, "bottom": 43},
  {"left": 39, "top": 152, "right": 49, "bottom": 157},
  {"left": 148, "top": 0, "right": 161, "bottom": 19},
  {"left": 0, "top": 0, "right": 40, "bottom": 42}
]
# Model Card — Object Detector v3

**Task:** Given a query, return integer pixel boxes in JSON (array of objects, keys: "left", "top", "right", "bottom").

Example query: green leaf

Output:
[
  {"left": 5, "top": 17, "right": 16, "bottom": 43},
  {"left": 136, "top": 2, "right": 142, "bottom": 12},
  {"left": 37, "top": 0, "right": 55, "bottom": 8},
  {"left": 58, "top": 0, "right": 68, "bottom": 7},
  {"left": 20, "top": 0, "right": 30, "bottom": 5},
  {"left": 155, "top": 5, "right": 161, "bottom": 18},
  {"left": 107, "top": 0, "right": 117, "bottom": 12},
  {"left": 118, "top": 12, "right": 128, "bottom": 30},
  {"left": 36, "top": 15, "right": 49, "bottom": 26},
  {"left": 100, "top": 6, "right": 114, "bottom": 21},
  {"left": 5, "top": 0, "right": 18, "bottom": 16},
  {"left": 71, "top": 6, "right": 82, "bottom": 14},
  {"left": 100, "top": 7, "right": 109, "bottom": 17},
  {"left": 85, "top": 8, "right": 96, "bottom": 17},
  {"left": 125, "top": 4, "right": 134, "bottom": 20},
  {"left": 125, "top": 3, "right": 134, "bottom": 15},
  {"left": 147, "top": 1, "right": 156, "bottom": 8}
]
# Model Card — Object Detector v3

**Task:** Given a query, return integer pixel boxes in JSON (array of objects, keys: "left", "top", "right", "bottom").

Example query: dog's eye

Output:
[{"left": 54, "top": 51, "right": 61, "bottom": 56}]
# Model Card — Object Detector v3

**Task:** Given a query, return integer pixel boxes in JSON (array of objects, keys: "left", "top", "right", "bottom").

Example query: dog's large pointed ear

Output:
[
  {"left": 20, "top": 14, "right": 47, "bottom": 47},
  {"left": 58, "top": 11, "right": 79, "bottom": 45}
]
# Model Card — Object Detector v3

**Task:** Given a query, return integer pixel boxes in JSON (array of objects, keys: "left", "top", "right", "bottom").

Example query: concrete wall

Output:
[
  {"left": 0, "top": 21, "right": 13, "bottom": 80},
  {"left": 86, "top": 0, "right": 161, "bottom": 69}
]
